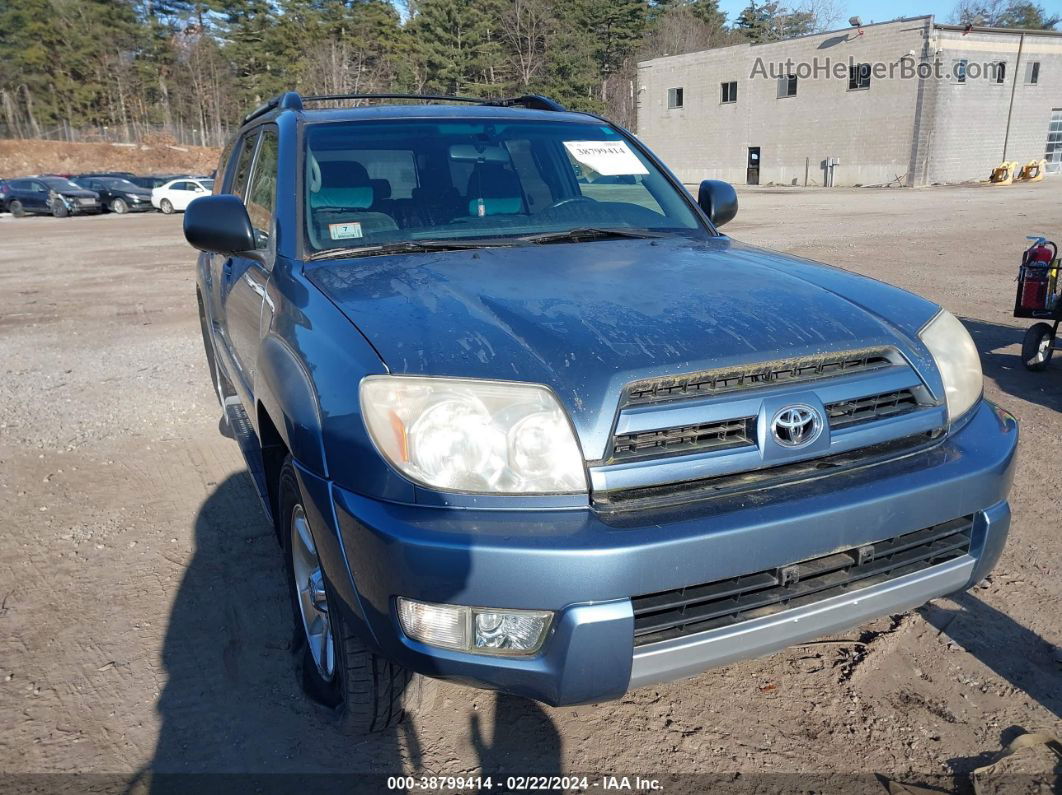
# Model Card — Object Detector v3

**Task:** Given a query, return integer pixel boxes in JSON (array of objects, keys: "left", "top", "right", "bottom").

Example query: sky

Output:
[{"left": 716, "top": 1, "right": 1062, "bottom": 28}]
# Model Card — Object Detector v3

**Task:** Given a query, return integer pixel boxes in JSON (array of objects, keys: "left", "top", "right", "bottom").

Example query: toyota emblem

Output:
[{"left": 771, "top": 404, "right": 823, "bottom": 448}]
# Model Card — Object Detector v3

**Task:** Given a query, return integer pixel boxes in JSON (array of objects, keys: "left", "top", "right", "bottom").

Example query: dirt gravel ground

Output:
[{"left": 0, "top": 184, "right": 1059, "bottom": 791}]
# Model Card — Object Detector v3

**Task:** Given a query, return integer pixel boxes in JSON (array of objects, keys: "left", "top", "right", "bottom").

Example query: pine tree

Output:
[{"left": 734, "top": 1, "right": 813, "bottom": 43}]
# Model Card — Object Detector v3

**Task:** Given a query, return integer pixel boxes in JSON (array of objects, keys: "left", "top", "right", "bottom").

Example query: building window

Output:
[
  {"left": 1026, "top": 61, "right": 1040, "bottom": 85},
  {"left": 721, "top": 81, "right": 737, "bottom": 103},
  {"left": 848, "top": 63, "right": 872, "bottom": 90},
  {"left": 777, "top": 74, "right": 797, "bottom": 98},
  {"left": 955, "top": 59, "right": 968, "bottom": 84},
  {"left": 993, "top": 61, "right": 1007, "bottom": 84},
  {"left": 667, "top": 87, "right": 684, "bottom": 109}
]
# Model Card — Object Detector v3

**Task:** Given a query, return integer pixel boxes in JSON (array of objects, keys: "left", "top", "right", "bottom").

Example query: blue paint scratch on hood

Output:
[{"left": 307, "top": 236, "right": 939, "bottom": 456}]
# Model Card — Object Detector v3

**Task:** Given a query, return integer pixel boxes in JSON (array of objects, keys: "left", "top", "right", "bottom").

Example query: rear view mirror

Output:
[
  {"left": 184, "top": 194, "right": 256, "bottom": 255},
  {"left": 449, "top": 144, "right": 509, "bottom": 163},
  {"left": 697, "top": 180, "right": 738, "bottom": 228}
]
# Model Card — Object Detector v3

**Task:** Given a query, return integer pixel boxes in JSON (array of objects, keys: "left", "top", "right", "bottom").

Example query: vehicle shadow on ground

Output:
[
  {"left": 919, "top": 592, "right": 1060, "bottom": 721},
  {"left": 470, "top": 694, "right": 563, "bottom": 778},
  {"left": 961, "top": 317, "right": 1061, "bottom": 412},
  {"left": 126, "top": 470, "right": 562, "bottom": 790}
]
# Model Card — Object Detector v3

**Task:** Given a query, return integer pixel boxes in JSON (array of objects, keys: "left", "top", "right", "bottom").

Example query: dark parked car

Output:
[
  {"left": 73, "top": 176, "right": 154, "bottom": 213},
  {"left": 0, "top": 176, "right": 101, "bottom": 217},
  {"left": 75, "top": 171, "right": 137, "bottom": 180},
  {"left": 185, "top": 92, "right": 1017, "bottom": 734},
  {"left": 128, "top": 173, "right": 186, "bottom": 190}
]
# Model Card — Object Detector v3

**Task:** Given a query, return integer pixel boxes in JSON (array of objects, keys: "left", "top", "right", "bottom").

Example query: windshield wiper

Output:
[
  {"left": 308, "top": 239, "right": 514, "bottom": 261},
  {"left": 518, "top": 227, "right": 668, "bottom": 245}
]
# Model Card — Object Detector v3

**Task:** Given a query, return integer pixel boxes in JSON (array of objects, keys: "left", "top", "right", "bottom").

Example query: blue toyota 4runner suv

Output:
[{"left": 186, "top": 92, "right": 1018, "bottom": 733}]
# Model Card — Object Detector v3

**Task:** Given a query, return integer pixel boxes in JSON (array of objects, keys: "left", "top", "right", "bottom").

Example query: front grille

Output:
[
  {"left": 827, "top": 389, "right": 919, "bottom": 429},
  {"left": 612, "top": 418, "right": 755, "bottom": 462},
  {"left": 595, "top": 433, "right": 941, "bottom": 514},
  {"left": 624, "top": 348, "right": 892, "bottom": 406},
  {"left": 631, "top": 516, "right": 973, "bottom": 646}
]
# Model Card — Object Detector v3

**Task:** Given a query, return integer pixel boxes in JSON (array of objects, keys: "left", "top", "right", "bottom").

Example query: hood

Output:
[
  {"left": 60, "top": 189, "right": 97, "bottom": 198},
  {"left": 308, "top": 236, "right": 939, "bottom": 456}
]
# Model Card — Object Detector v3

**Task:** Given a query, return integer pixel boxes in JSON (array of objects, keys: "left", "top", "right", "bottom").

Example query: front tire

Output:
[
  {"left": 110, "top": 198, "right": 128, "bottom": 214},
  {"left": 1022, "top": 322, "right": 1056, "bottom": 371},
  {"left": 160, "top": 198, "right": 174, "bottom": 214},
  {"left": 51, "top": 200, "right": 69, "bottom": 218},
  {"left": 277, "top": 458, "right": 434, "bottom": 733}
]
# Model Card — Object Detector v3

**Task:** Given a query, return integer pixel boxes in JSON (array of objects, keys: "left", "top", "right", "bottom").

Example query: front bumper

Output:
[{"left": 302, "top": 400, "right": 1017, "bottom": 706}]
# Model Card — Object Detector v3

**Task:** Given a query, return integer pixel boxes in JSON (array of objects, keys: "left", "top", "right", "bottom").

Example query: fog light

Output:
[
  {"left": 396, "top": 599, "right": 468, "bottom": 650},
  {"left": 396, "top": 598, "right": 552, "bottom": 656}
]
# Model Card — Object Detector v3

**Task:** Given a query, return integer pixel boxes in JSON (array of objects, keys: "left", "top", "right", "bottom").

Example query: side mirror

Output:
[
  {"left": 184, "top": 194, "right": 256, "bottom": 255},
  {"left": 697, "top": 180, "right": 738, "bottom": 228}
]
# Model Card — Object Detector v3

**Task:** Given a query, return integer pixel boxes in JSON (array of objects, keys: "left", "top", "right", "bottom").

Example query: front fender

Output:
[{"left": 256, "top": 334, "right": 328, "bottom": 477}]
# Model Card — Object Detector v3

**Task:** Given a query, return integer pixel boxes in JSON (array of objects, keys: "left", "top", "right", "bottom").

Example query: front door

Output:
[
  {"left": 18, "top": 180, "right": 51, "bottom": 212},
  {"left": 747, "top": 147, "right": 761, "bottom": 185},
  {"left": 221, "top": 127, "right": 278, "bottom": 395}
]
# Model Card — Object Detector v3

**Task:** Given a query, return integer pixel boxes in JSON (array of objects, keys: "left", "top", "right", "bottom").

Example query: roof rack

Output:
[
  {"left": 242, "top": 91, "right": 566, "bottom": 123},
  {"left": 243, "top": 91, "right": 304, "bottom": 124}
]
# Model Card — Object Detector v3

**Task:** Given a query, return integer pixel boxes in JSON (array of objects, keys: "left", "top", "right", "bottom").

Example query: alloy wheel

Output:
[{"left": 290, "top": 504, "right": 335, "bottom": 681}]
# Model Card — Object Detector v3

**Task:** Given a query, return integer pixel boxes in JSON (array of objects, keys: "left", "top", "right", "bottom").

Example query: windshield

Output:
[
  {"left": 42, "top": 177, "right": 81, "bottom": 191},
  {"left": 303, "top": 118, "right": 706, "bottom": 254},
  {"left": 198, "top": 179, "right": 214, "bottom": 190}
]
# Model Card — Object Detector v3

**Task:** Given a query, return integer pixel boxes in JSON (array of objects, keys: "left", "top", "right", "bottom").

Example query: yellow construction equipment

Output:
[
  {"left": 1017, "top": 159, "right": 1046, "bottom": 182},
  {"left": 990, "top": 161, "right": 1019, "bottom": 184}
]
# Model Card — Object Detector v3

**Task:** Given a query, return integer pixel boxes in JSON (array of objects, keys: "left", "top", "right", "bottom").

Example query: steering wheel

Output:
[{"left": 547, "top": 196, "right": 597, "bottom": 211}]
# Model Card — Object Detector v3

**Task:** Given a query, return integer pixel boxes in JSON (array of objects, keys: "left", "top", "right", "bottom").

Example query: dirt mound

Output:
[{"left": 0, "top": 138, "right": 221, "bottom": 178}]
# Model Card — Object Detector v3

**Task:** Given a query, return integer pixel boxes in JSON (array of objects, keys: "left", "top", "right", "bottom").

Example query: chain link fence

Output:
[{"left": 0, "top": 121, "right": 229, "bottom": 148}]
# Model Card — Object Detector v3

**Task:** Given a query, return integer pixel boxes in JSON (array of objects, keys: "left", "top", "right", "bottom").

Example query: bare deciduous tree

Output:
[{"left": 500, "top": 0, "right": 553, "bottom": 88}]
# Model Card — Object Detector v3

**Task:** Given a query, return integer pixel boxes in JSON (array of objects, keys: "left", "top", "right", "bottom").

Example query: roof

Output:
[
  {"left": 241, "top": 91, "right": 585, "bottom": 127},
  {"left": 286, "top": 103, "right": 595, "bottom": 126},
  {"left": 933, "top": 22, "right": 1062, "bottom": 37}
]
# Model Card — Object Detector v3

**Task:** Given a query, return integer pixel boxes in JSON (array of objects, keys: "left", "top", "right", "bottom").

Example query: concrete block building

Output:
[{"left": 636, "top": 16, "right": 1062, "bottom": 187}]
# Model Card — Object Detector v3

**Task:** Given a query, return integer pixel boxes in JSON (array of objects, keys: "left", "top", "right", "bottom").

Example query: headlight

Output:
[
  {"left": 360, "top": 375, "right": 586, "bottom": 494},
  {"left": 918, "top": 310, "right": 983, "bottom": 422}
]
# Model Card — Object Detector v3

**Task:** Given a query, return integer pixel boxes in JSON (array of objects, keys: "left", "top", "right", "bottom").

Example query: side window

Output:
[
  {"left": 245, "top": 128, "right": 278, "bottom": 250},
  {"left": 217, "top": 137, "right": 237, "bottom": 193},
  {"left": 230, "top": 132, "right": 260, "bottom": 199},
  {"left": 170, "top": 181, "right": 189, "bottom": 191}
]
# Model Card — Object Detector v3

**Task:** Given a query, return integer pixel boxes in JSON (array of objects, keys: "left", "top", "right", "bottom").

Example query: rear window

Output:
[{"left": 303, "top": 118, "right": 705, "bottom": 253}]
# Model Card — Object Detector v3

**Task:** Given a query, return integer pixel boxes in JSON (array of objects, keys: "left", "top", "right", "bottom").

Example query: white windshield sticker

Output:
[
  {"left": 329, "top": 222, "right": 363, "bottom": 240},
  {"left": 563, "top": 140, "right": 649, "bottom": 176}
]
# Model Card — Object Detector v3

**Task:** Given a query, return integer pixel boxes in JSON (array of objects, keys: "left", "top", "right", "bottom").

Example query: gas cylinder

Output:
[{"left": 1020, "top": 241, "right": 1056, "bottom": 311}]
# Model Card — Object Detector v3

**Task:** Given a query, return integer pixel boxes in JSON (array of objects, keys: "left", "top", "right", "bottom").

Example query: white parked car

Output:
[{"left": 151, "top": 178, "right": 215, "bottom": 214}]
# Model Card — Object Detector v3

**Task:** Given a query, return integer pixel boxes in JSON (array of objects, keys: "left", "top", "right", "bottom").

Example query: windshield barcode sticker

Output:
[
  {"left": 329, "top": 222, "right": 363, "bottom": 240},
  {"left": 563, "top": 140, "right": 649, "bottom": 176}
]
